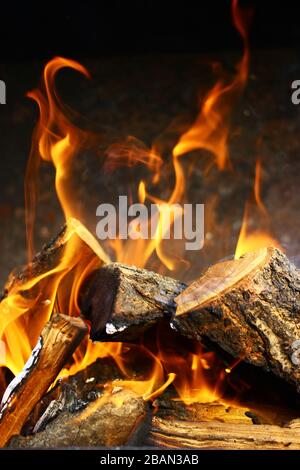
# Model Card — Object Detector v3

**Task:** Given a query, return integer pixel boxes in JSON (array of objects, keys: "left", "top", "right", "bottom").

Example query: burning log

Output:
[
  {"left": 4, "top": 225, "right": 68, "bottom": 293},
  {"left": 81, "top": 262, "right": 186, "bottom": 341},
  {"left": 173, "top": 247, "right": 300, "bottom": 391},
  {"left": 24, "top": 356, "right": 127, "bottom": 434},
  {"left": 149, "top": 416, "right": 300, "bottom": 450},
  {"left": 4, "top": 217, "right": 110, "bottom": 294},
  {"left": 0, "top": 313, "right": 87, "bottom": 447},
  {"left": 154, "top": 397, "right": 259, "bottom": 425},
  {"left": 8, "top": 389, "right": 147, "bottom": 448}
]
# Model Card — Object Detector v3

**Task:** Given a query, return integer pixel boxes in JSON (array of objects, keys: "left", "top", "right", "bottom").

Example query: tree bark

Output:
[
  {"left": 8, "top": 389, "right": 147, "bottom": 448},
  {"left": 0, "top": 313, "right": 87, "bottom": 447},
  {"left": 81, "top": 262, "right": 186, "bottom": 341},
  {"left": 173, "top": 247, "right": 300, "bottom": 392},
  {"left": 24, "top": 356, "right": 127, "bottom": 435}
]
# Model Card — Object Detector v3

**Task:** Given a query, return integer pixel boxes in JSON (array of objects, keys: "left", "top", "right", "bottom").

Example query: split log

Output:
[
  {"left": 0, "top": 313, "right": 87, "bottom": 447},
  {"left": 173, "top": 247, "right": 300, "bottom": 392},
  {"left": 8, "top": 389, "right": 147, "bottom": 448},
  {"left": 149, "top": 416, "right": 300, "bottom": 449},
  {"left": 81, "top": 262, "right": 186, "bottom": 341}
]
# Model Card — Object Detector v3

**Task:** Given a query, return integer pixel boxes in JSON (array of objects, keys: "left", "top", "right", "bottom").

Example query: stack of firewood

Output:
[{"left": 2, "top": 221, "right": 300, "bottom": 449}]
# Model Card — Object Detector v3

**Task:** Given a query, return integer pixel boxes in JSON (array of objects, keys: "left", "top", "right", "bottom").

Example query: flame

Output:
[
  {"left": 0, "top": 218, "right": 108, "bottom": 377},
  {"left": 172, "top": 0, "right": 251, "bottom": 170},
  {"left": 105, "top": 0, "right": 251, "bottom": 269},
  {"left": 0, "top": 55, "right": 179, "bottom": 398},
  {"left": 25, "top": 57, "right": 92, "bottom": 260},
  {"left": 253, "top": 159, "right": 267, "bottom": 215},
  {"left": 0, "top": 1, "right": 256, "bottom": 407},
  {"left": 157, "top": 335, "right": 225, "bottom": 405},
  {"left": 109, "top": 346, "right": 176, "bottom": 401},
  {"left": 235, "top": 159, "right": 282, "bottom": 259}
]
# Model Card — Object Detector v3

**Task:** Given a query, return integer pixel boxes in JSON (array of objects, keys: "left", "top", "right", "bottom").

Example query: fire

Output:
[
  {"left": 172, "top": 0, "right": 251, "bottom": 170},
  {"left": 0, "top": 0, "right": 264, "bottom": 407},
  {"left": 159, "top": 344, "right": 223, "bottom": 405},
  {"left": 25, "top": 58, "right": 92, "bottom": 261},
  {"left": 235, "top": 159, "right": 282, "bottom": 259}
]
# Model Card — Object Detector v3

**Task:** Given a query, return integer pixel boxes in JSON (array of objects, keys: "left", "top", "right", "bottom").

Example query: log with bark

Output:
[
  {"left": 8, "top": 388, "right": 148, "bottom": 448},
  {"left": 149, "top": 415, "right": 300, "bottom": 450},
  {"left": 154, "top": 396, "right": 257, "bottom": 424},
  {"left": 81, "top": 262, "right": 186, "bottom": 341},
  {"left": 24, "top": 356, "right": 131, "bottom": 435},
  {"left": 173, "top": 247, "right": 300, "bottom": 392},
  {"left": 4, "top": 217, "right": 109, "bottom": 295},
  {"left": 0, "top": 313, "right": 87, "bottom": 447}
]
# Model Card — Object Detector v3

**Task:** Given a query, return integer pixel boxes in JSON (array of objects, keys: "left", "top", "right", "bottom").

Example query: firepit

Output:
[{"left": 1, "top": 0, "right": 300, "bottom": 451}]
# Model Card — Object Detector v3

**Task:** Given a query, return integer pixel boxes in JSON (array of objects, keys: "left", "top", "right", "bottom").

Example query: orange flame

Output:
[
  {"left": 172, "top": 0, "right": 251, "bottom": 170},
  {"left": 235, "top": 159, "right": 282, "bottom": 259},
  {"left": 0, "top": 57, "right": 179, "bottom": 400},
  {"left": 25, "top": 57, "right": 92, "bottom": 260},
  {"left": 160, "top": 346, "right": 222, "bottom": 405}
]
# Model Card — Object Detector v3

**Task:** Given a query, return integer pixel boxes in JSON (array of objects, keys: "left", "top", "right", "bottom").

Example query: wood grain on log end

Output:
[{"left": 173, "top": 247, "right": 300, "bottom": 391}]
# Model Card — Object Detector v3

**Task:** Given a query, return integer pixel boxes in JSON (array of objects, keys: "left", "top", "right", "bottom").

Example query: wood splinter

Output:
[{"left": 0, "top": 313, "right": 87, "bottom": 447}]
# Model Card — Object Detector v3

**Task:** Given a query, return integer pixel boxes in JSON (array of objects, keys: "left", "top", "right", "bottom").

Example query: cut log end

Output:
[
  {"left": 173, "top": 246, "right": 300, "bottom": 391},
  {"left": 175, "top": 247, "right": 270, "bottom": 315}
]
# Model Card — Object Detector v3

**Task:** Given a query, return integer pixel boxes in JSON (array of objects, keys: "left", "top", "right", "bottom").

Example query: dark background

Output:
[{"left": 0, "top": 0, "right": 299, "bottom": 60}]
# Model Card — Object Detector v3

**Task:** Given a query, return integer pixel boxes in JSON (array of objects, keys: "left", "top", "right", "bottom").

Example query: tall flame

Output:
[
  {"left": 235, "top": 159, "right": 282, "bottom": 259},
  {"left": 25, "top": 57, "right": 91, "bottom": 260},
  {"left": 172, "top": 0, "right": 251, "bottom": 170}
]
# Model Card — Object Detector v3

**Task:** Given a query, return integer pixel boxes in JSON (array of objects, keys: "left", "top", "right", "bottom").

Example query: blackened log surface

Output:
[
  {"left": 154, "top": 397, "right": 255, "bottom": 424},
  {"left": 173, "top": 247, "right": 300, "bottom": 392},
  {"left": 24, "top": 357, "right": 125, "bottom": 434},
  {"left": 9, "top": 389, "right": 147, "bottom": 448},
  {"left": 81, "top": 262, "right": 186, "bottom": 341}
]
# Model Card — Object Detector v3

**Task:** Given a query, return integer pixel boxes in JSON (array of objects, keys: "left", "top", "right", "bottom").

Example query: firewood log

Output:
[
  {"left": 149, "top": 416, "right": 300, "bottom": 449},
  {"left": 24, "top": 356, "right": 126, "bottom": 434},
  {"left": 173, "top": 247, "right": 300, "bottom": 392},
  {"left": 154, "top": 397, "right": 258, "bottom": 424},
  {"left": 0, "top": 313, "right": 87, "bottom": 447},
  {"left": 8, "top": 389, "right": 147, "bottom": 448},
  {"left": 4, "top": 217, "right": 109, "bottom": 294},
  {"left": 81, "top": 262, "right": 186, "bottom": 341}
]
